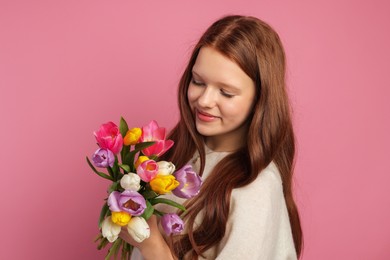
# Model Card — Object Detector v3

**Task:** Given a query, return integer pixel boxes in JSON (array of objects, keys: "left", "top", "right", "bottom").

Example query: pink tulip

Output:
[
  {"left": 94, "top": 122, "right": 123, "bottom": 154},
  {"left": 140, "top": 120, "right": 174, "bottom": 157},
  {"left": 136, "top": 159, "right": 159, "bottom": 182}
]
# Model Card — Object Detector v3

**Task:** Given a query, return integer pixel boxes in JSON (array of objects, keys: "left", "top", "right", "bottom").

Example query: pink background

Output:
[{"left": 1, "top": 0, "right": 389, "bottom": 259}]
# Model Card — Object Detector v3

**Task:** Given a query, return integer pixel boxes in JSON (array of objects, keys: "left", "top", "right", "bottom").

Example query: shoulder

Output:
[
  {"left": 231, "top": 161, "right": 283, "bottom": 205},
  {"left": 213, "top": 162, "right": 297, "bottom": 259},
  {"left": 228, "top": 161, "right": 288, "bottom": 230}
]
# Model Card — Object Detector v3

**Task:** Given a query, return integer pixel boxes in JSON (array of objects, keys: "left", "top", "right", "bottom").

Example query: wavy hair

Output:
[{"left": 162, "top": 15, "right": 303, "bottom": 259}]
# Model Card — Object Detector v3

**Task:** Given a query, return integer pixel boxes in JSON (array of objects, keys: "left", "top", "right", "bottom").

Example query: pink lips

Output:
[{"left": 196, "top": 109, "right": 218, "bottom": 122}]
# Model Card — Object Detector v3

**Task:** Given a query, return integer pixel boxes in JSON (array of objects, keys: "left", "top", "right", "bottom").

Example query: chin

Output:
[{"left": 195, "top": 124, "right": 212, "bottom": 136}]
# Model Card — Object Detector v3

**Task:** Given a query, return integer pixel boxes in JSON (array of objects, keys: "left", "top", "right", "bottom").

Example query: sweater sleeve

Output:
[{"left": 214, "top": 163, "right": 297, "bottom": 260}]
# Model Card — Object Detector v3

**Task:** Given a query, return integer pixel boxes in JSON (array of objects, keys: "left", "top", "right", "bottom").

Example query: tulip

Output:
[
  {"left": 111, "top": 211, "right": 131, "bottom": 226},
  {"left": 173, "top": 165, "right": 202, "bottom": 198},
  {"left": 108, "top": 190, "right": 146, "bottom": 216},
  {"left": 150, "top": 175, "right": 179, "bottom": 194},
  {"left": 157, "top": 161, "right": 176, "bottom": 175},
  {"left": 124, "top": 127, "right": 142, "bottom": 146},
  {"left": 135, "top": 155, "right": 149, "bottom": 169},
  {"left": 94, "top": 121, "right": 123, "bottom": 154},
  {"left": 92, "top": 148, "right": 115, "bottom": 168},
  {"left": 102, "top": 216, "right": 121, "bottom": 242},
  {"left": 140, "top": 120, "right": 174, "bottom": 157},
  {"left": 127, "top": 217, "right": 150, "bottom": 243},
  {"left": 160, "top": 213, "right": 184, "bottom": 236},
  {"left": 136, "top": 159, "right": 158, "bottom": 182},
  {"left": 120, "top": 173, "right": 141, "bottom": 191}
]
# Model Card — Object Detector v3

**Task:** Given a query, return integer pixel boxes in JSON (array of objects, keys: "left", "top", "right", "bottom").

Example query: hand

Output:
[{"left": 119, "top": 215, "right": 175, "bottom": 260}]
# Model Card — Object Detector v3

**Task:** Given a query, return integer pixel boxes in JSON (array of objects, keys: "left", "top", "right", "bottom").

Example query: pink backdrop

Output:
[{"left": 1, "top": 0, "right": 389, "bottom": 259}]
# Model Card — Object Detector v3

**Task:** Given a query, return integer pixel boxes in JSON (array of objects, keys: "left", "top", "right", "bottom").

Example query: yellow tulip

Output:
[
  {"left": 150, "top": 175, "right": 180, "bottom": 194},
  {"left": 111, "top": 211, "right": 131, "bottom": 226},
  {"left": 124, "top": 127, "right": 142, "bottom": 146}
]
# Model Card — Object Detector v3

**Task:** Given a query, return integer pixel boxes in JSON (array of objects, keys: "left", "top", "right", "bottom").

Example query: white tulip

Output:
[
  {"left": 102, "top": 216, "right": 121, "bottom": 243},
  {"left": 157, "top": 161, "right": 176, "bottom": 176},
  {"left": 120, "top": 173, "right": 141, "bottom": 191},
  {"left": 127, "top": 217, "right": 150, "bottom": 243}
]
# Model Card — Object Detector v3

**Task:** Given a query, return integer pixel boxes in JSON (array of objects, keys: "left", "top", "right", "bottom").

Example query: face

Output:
[{"left": 187, "top": 46, "right": 256, "bottom": 151}]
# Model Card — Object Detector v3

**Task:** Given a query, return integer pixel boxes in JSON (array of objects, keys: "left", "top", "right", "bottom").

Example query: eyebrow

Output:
[{"left": 192, "top": 70, "right": 241, "bottom": 92}]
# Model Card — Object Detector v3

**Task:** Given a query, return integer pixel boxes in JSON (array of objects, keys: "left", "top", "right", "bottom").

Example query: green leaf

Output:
[
  {"left": 141, "top": 200, "right": 154, "bottom": 220},
  {"left": 107, "top": 181, "right": 120, "bottom": 193},
  {"left": 119, "top": 117, "right": 129, "bottom": 138},
  {"left": 98, "top": 203, "right": 110, "bottom": 228},
  {"left": 105, "top": 238, "right": 122, "bottom": 260},
  {"left": 86, "top": 157, "right": 114, "bottom": 181},
  {"left": 97, "top": 237, "right": 110, "bottom": 250},
  {"left": 153, "top": 209, "right": 164, "bottom": 217},
  {"left": 123, "top": 150, "right": 137, "bottom": 170},
  {"left": 134, "top": 141, "right": 156, "bottom": 151},
  {"left": 121, "top": 242, "right": 133, "bottom": 260},
  {"left": 141, "top": 190, "right": 159, "bottom": 200},
  {"left": 111, "top": 156, "right": 120, "bottom": 178},
  {"left": 121, "top": 240, "right": 127, "bottom": 260},
  {"left": 94, "top": 233, "right": 103, "bottom": 243},
  {"left": 118, "top": 164, "right": 130, "bottom": 173},
  {"left": 120, "top": 144, "right": 130, "bottom": 165},
  {"left": 150, "top": 198, "right": 186, "bottom": 212}
]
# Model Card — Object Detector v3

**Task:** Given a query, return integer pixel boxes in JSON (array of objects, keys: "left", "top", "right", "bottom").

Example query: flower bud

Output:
[
  {"left": 108, "top": 191, "right": 146, "bottom": 216},
  {"left": 102, "top": 217, "right": 121, "bottom": 242},
  {"left": 127, "top": 217, "right": 150, "bottom": 243},
  {"left": 111, "top": 211, "right": 131, "bottom": 226},
  {"left": 120, "top": 173, "right": 141, "bottom": 191},
  {"left": 124, "top": 127, "right": 142, "bottom": 146},
  {"left": 161, "top": 213, "right": 184, "bottom": 236},
  {"left": 94, "top": 122, "right": 123, "bottom": 154},
  {"left": 157, "top": 161, "right": 176, "bottom": 175},
  {"left": 92, "top": 148, "right": 115, "bottom": 168},
  {"left": 135, "top": 155, "right": 149, "bottom": 169},
  {"left": 136, "top": 159, "right": 158, "bottom": 182},
  {"left": 150, "top": 175, "right": 179, "bottom": 194},
  {"left": 173, "top": 165, "right": 202, "bottom": 198}
]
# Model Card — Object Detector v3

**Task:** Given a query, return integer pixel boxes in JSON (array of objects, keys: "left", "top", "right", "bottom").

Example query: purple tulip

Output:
[
  {"left": 172, "top": 165, "right": 202, "bottom": 198},
  {"left": 107, "top": 191, "right": 146, "bottom": 216},
  {"left": 92, "top": 148, "right": 115, "bottom": 168},
  {"left": 161, "top": 213, "right": 184, "bottom": 236}
]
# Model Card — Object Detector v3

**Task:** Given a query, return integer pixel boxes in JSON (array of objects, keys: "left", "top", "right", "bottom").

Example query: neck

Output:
[{"left": 204, "top": 126, "right": 247, "bottom": 152}]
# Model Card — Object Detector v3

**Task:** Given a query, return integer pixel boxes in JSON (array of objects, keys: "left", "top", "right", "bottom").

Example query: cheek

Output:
[
  {"left": 223, "top": 100, "right": 253, "bottom": 120},
  {"left": 187, "top": 85, "right": 199, "bottom": 104}
]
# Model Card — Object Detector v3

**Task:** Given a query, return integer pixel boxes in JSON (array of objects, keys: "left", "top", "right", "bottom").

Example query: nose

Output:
[{"left": 197, "top": 86, "right": 217, "bottom": 108}]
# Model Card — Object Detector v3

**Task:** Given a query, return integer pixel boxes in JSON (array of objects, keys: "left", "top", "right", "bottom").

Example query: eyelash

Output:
[
  {"left": 191, "top": 79, "right": 204, "bottom": 86},
  {"left": 220, "top": 90, "right": 234, "bottom": 98},
  {"left": 191, "top": 78, "right": 234, "bottom": 98}
]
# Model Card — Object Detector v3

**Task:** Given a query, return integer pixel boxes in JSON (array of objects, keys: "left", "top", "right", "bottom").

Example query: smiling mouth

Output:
[{"left": 196, "top": 109, "right": 218, "bottom": 122}]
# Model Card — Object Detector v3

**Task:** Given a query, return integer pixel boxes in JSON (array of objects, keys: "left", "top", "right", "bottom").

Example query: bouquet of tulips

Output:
[{"left": 86, "top": 118, "right": 202, "bottom": 259}]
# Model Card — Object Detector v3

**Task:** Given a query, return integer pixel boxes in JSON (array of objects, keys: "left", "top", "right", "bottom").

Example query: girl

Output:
[{"left": 121, "top": 15, "right": 303, "bottom": 259}]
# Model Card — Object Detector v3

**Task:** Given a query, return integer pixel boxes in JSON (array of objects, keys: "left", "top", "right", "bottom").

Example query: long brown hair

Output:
[{"left": 162, "top": 15, "right": 303, "bottom": 258}]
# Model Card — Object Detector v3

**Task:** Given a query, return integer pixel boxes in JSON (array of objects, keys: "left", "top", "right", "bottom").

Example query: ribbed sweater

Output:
[{"left": 132, "top": 147, "right": 297, "bottom": 259}]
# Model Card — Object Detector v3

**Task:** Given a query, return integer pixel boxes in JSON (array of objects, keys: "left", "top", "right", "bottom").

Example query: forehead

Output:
[{"left": 192, "top": 46, "right": 254, "bottom": 90}]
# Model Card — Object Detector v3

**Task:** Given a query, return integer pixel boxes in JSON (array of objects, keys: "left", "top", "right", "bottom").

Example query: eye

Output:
[
  {"left": 191, "top": 78, "right": 205, "bottom": 86},
  {"left": 220, "top": 89, "right": 234, "bottom": 98}
]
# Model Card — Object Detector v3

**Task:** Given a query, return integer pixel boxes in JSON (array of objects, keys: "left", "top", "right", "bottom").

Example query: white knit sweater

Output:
[{"left": 132, "top": 147, "right": 297, "bottom": 259}]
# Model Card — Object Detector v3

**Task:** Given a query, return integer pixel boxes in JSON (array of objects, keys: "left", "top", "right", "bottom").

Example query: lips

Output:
[{"left": 195, "top": 109, "right": 218, "bottom": 122}]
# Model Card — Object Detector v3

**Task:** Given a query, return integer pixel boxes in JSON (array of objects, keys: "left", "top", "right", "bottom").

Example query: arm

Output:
[
  {"left": 215, "top": 165, "right": 297, "bottom": 260},
  {"left": 119, "top": 215, "right": 175, "bottom": 260}
]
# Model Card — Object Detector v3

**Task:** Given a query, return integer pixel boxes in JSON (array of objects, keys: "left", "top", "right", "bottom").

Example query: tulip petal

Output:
[
  {"left": 127, "top": 217, "right": 150, "bottom": 243},
  {"left": 173, "top": 165, "right": 202, "bottom": 198},
  {"left": 161, "top": 213, "right": 184, "bottom": 236}
]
